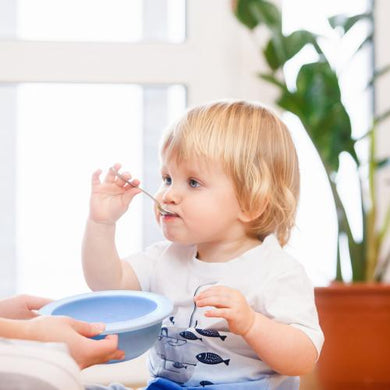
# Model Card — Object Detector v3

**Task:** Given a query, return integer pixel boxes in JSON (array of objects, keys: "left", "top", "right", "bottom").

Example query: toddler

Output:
[{"left": 82, "top": 100, "right": 324, "bottom": 390}]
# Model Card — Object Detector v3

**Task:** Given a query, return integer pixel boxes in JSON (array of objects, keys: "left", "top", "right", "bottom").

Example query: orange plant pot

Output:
[{"left": 314, "top": 283, "right": 390, "bottom": 390}]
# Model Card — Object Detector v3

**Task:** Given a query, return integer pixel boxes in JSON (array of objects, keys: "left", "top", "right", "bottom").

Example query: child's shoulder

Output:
[{"left": 246, "top": 234, "right": 307, "bottom": 280}]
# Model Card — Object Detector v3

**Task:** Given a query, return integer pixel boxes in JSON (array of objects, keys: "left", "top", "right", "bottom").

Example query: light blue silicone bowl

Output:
[{"left": 39, "top": 290, "right": 173, "bottom": 362}]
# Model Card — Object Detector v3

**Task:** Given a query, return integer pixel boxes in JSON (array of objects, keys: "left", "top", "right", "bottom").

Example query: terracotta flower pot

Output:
[{"left": 314, "top": 283, "right": 390, "bottom": 390}]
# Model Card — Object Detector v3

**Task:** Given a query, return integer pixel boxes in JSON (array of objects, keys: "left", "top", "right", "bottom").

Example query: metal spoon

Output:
[{"left": 110, "top": 167, "right": 173, "bottom": 216}]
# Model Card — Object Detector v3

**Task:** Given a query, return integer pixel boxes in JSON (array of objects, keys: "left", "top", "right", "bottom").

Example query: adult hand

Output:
[
  {"left": 0, "top": 294, "right": 52, "bottom": 319},
  {"left": 89, "top": 164, "right": 142, "bottom": 225},
  {"left": 194, "top": 285, "right": 256, "bottom": 336},
  {"left": 27, "top": 315, "right": 124, "bottom": 368}
]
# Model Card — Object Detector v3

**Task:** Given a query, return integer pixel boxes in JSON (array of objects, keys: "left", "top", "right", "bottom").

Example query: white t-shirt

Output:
[{"left": 125, "top": 234, "right": 324, "bottom": 387}]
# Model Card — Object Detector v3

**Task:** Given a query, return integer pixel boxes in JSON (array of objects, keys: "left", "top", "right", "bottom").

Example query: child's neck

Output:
[{"left": 196, "top": 236, "right": 261, "bottom": 263}]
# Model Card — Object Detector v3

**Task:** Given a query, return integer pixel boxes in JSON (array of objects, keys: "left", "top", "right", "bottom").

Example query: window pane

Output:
[
  {"left": 0, "top": 83, "right": 186, "bottom": 298},
  {"left": 10, "top": 0, "right": 186, "bottom": 43}
]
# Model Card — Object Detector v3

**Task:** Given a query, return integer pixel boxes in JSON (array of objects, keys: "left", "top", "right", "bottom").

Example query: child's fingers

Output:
[
  {"left": 204, "top": 308, "right": 232, "bottom": 320},
  {"left": 195, "top": 295, "right": 231, "bottom": 309},
  {"left": 91, "top": 169, "right": 102, "bottom": 186},
  {"left": 105, "top": 163, "right": 121, "bottom": 183},
  {"left": 196, "top": 285, "right": 231, "bottom": 298},
  {"left": 117, "top": 171, "right": 136, "bottom": 188},
  {"left": 195, "top": 286, "right": 232, "bottom": 302},
  {"left": 128, "top": 178, "right": 140, "bottom": 187}
]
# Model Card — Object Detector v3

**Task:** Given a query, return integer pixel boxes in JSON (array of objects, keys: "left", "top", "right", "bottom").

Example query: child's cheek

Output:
[{"left": 154, "top": 206, "right": 161, "bottom": 225}]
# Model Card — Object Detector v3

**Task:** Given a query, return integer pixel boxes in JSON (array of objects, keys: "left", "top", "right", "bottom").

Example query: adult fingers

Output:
[
  {"left": 24, "top": 295, "right": 53, "bottom": 311},
  {"left": 80, "top": 334, "right": 124, "bottom": 368},
  {"left": 69, "top": 318, "right": 106, "bottom": 337}
]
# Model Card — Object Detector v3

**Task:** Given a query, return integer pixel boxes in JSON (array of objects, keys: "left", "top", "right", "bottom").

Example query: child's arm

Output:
[
  {"left": 82, "top": 165, "right": 142, "bottom": 291},
  {"left": 195, "top": 286, "right": 318, "bottom": 376},
  {"left": 242, "top": 311, "right": 317, "bottom": 375}
]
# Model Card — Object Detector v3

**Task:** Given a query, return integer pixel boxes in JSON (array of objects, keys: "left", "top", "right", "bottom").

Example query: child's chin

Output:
[{"left": 162, "top": 232, "right": 191, "bottom": 245}]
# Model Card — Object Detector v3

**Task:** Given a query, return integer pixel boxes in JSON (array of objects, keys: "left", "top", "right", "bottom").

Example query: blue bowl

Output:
[{"left": 39, "top": 290, "right": 173, "bottom": 362}]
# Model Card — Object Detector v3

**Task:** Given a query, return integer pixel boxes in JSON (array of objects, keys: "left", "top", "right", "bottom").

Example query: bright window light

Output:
[
  {"left": 16, "top": 83, "right": 185, "bottom": 298},
  {"left": 17, "top": 0, "right": 186, "bottom": 42},
  {"left": 282, "top": 0, "right": 372, "bottom": 284}
]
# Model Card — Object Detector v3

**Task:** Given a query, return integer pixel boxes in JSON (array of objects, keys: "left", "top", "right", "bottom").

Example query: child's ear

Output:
[{"left": 238, "top": 200, "right": 268, "bottom": 223}]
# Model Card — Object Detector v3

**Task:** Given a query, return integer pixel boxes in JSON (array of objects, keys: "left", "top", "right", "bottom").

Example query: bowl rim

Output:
[{"left": 39, "top": 290, "right": 173, "bottom": 334}]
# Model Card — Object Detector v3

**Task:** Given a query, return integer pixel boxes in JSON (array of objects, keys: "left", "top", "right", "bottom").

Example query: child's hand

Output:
[
  {"left": 89, "top": 164, "right": 142, "bottom": 225},
  {"left": 194, "top": 285, "right": 255, "bottom": 336}
]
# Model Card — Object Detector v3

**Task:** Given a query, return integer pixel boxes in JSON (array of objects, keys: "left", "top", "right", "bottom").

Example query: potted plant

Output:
[{"left": 233, "top": 1, "right": 390, "bottom": 388}]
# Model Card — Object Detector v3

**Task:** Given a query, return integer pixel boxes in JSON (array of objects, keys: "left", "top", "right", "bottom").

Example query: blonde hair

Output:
[{"left": 160, "top": 100, "right": 300, "bottom": 246}]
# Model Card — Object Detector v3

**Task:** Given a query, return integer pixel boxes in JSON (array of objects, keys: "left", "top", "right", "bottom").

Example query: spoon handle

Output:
[{"left": 110, "top": 167, "right": 158, "bottom": 204}]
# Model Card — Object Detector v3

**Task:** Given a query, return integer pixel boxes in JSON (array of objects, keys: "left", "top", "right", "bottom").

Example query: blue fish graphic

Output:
[
  {"left": 200, "top": 380, "right": 214, "bottom": 386},
  {"left": 172, "top": 361, "right": 187, "bottom": 369},
  {"left": 195, "top": 328, "right": 227, "bottom": 341},
  {"left": 179, "top": 331, "right": 202, "bottom": 341},
  {"left": 196, "top": 352, "right": 230, "bottom": 366}
]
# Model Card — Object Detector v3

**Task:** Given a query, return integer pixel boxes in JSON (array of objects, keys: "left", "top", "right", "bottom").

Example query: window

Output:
[{"left": 14, "top": 83, "right": 185, "bottom": 298}]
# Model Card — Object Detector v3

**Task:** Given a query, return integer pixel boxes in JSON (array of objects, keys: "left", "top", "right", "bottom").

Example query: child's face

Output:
[{"left": 155, "top": 153, "right": 249, "bottom": 247}]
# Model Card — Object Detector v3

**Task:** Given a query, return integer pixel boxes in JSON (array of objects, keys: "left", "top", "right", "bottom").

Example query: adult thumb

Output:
[{"left": 71, "top": 319, "right": 106, "bottom": 337}]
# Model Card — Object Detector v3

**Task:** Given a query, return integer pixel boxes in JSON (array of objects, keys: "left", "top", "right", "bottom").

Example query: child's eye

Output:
[
  {"left": 189, "top": 179, "right": 200, "bottom": 188},
  {"left": 162, "top": 176, "right": 172, "bottom": 185}
]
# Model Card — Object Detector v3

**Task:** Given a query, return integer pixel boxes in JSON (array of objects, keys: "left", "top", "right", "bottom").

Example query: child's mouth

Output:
[{"left": 161, "top": 210, "right": 179, "bottom": 218}]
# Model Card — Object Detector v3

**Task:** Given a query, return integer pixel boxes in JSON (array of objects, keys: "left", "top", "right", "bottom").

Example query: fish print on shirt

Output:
[
  {"left": 179, "top": 330, "right": 202, "bottom": 341},
  {"left": 195, "top": 328, "right": 226, "bottom": 341},
  {"left": 149, "top": 284, "right": 230, "bottom": 385},
  {"left": 159, "top": 326, "right": 187, "bottom": 347},
  {"left": 199, "top": 380, "right": 214, "bottom": 387},
  {"left": 196, "top": 352, "right": 230, "bottom": 366}
]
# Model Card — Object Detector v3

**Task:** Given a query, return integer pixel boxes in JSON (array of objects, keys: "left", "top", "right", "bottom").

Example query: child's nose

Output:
[{"left": 162, "top": 185, "right": 181, "bottom": 204}]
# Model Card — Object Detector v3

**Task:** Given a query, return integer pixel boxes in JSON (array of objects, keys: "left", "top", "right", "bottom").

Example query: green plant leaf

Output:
[
  {"left": 374, "top": 250, "right": 390, "bottom": 282},
  {"left": 234, "top": 0, "right": 280, "bottom": 30},
  {"left": 355, "top": 33, "right": 373, "bottom": 53},
  {"left": 233, "top": 2, "right": 388, "bottom": 283},
  {"left": 263, "top": 30, "right": 320, "bottom": 70},
  {"left": 378, "top": 204, "right": 390, "bottom": 246},
  {"left": 374, "top": 64, "right": 390, "bottom": 78},
  {"left": 263, "top": 36, "right": 285, "bottom": 70},
  {"left": 248, "top": 0, "right": 281, "bottom": 29},
  {"left": 374, "top": 108, "right": 390, "bottom": 125},
  {"left": 284, "top": 30, "right": 319, "bottom": 61},
  {"left": 294, "top": 62, "right": 357, "bottom": 170},
  {"left": 376, "top": 157, "right": 390, "bottom": 169},
  {"left": 259, "top": 73, "right": 286, "bottom": 90},
  {"left": 328, "top": 13, "right": 372, "bottom": 34},
  {"left": 366, "top": 64, "right": 390, "bottom": 89},
  {"left": 234, "top": 0, "right": 260, "bottom": 29}
]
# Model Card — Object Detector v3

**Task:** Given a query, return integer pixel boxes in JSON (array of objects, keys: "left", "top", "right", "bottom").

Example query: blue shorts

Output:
[
  {"left": 86, "top": 375, "right": 299, "bottom": 390},
  {"left": 145, "top": 376, "right": 299, "bottom": 390}
]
